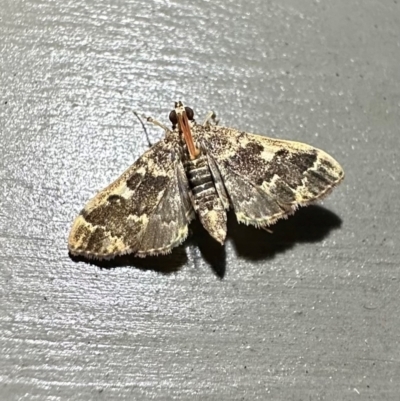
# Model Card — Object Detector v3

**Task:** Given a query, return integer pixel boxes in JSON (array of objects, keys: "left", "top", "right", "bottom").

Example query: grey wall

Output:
[{"left": 1, "top": 0, "right": 399, "bottom": 400}]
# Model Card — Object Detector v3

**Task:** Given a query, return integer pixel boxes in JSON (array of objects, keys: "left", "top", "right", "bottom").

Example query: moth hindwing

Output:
[{"left": 68, "top": 101, "right": 344, "bottom": 259}]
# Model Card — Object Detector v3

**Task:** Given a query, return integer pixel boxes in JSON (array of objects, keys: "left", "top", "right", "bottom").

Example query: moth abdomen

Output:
[
  {"left": 192, "top": 181, "right": 214, "bottom": 196},
  {"left": 184, "top": 155, "right": 227, "bottom": 244},
  {"left": 187, "top": 166, "right": 211, "bottom": 187},
  {"left": 184, "top": 156, "right": 214, "bottom": 196}
]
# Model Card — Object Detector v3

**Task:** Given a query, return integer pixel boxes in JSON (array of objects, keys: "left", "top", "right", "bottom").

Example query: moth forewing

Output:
[
  {"left": 68, "top": 137, "right": 194, "bottom": 259},
  {"left": 192, "top": 124, "right": 344, "bottom": 229}
]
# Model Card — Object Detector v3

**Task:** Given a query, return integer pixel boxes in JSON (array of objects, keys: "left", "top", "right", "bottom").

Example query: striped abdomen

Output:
[{"left": 184, "top": 154, "right": 227, "bottom": 244}]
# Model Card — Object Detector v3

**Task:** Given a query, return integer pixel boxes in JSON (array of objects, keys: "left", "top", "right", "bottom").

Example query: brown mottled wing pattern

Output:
[
  {"left": 194, "top": 125, "right": 344, "bottom": 227},
  {"left": 68, "top": 138, "right": 194, "bottom": 259}
]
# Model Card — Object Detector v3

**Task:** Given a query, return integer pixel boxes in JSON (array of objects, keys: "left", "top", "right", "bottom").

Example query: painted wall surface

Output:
[{"left": 1, "top": 0, "right": 399, "bottom": 399}]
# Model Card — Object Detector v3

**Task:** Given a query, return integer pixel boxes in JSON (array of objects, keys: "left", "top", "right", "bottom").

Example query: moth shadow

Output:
[
  {"left": 187, "top": 220, "right": 227, "bottom": 279},
  {"left": 69, "top": 248, "right": 187, "bottom": 274},
  {"left": 228, "top": 205, "right": 342, "bottom": 261}
]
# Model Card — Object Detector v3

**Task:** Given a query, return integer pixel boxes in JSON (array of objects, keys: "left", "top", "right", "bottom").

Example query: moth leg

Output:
[
  {"left": 133, "top": 111, "right": 153, "bottom": 147},
  {"left": 145, "top": 115, "right": 172, "bottom": 132},
  {"left": 203, "top": 111, "right": 219, "bottom": 126},
  {"left": 133, "top": 111, "right": 173, "bottom": 147},
  {"left": 134, "top": 111, "right": 172, "bottom": 133}
]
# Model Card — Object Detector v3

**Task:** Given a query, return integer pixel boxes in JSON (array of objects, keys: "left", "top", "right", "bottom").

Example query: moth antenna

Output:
[{"left": 133, "top": 111, "right": 153, "bottom": 147}]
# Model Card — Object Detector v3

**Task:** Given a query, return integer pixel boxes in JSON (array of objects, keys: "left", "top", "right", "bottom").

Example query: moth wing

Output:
[
  {"left": 196, "top": 125, "right": 344, "bottom": 227},
  {"left": 68, "top": 139, "right": 194, "bottom": 259}
]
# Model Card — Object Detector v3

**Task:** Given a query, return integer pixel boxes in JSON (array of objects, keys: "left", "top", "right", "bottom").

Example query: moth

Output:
[{"left": 68, "top": 101, "right": 344, "bottom": 259}]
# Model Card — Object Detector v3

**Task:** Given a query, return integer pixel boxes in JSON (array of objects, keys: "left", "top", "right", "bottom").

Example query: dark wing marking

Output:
[
  {"left": 68, "top": 138, "right": 194, "bottom": 259},
  {"left": 195, "top": 125, "right": 344, "bottom": 227}
]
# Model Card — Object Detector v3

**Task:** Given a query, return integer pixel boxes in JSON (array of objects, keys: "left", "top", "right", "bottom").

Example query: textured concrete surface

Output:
[{"left": 1, "top": 0, "right": 400, "bottom": 400}]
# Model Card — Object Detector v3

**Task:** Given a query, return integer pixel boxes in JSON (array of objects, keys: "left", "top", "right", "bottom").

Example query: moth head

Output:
[
  {"left": 170, "top": 101, "right": 199, "bottom": 159},
  {"left": 169, "top": 101, "right": 194, "bottom": 128}
]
